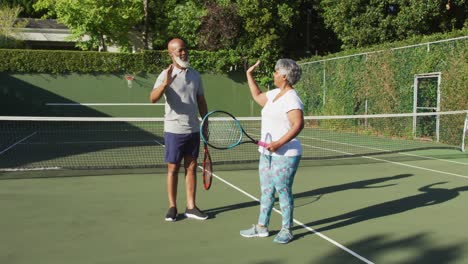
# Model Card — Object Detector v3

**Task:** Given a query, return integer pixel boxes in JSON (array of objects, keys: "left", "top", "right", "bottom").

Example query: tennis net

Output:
[{"left": 1, "top": 111, "right": 467, "bottom": 172}]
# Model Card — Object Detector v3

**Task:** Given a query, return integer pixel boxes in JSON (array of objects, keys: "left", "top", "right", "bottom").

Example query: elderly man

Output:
[{"left": 150, "top": 38, "right": 209, "bottom": 222}]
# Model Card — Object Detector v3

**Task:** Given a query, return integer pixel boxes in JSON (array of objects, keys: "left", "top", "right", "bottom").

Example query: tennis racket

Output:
[
  {"left": 202, "top": 143, "right": 213, "bottom": 190},
  {"left": 200, "top": 110, "right": 268, "bottom": 150}
]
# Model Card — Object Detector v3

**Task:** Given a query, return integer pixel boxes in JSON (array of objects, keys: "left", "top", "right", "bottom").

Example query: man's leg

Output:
[
  {"left": 167, "top": 163, "right": 180, "bottom": 208},
  {"left": 183, "top": 155, "right": 208, "bottom": 220},
  {"left": 163, "top": 132, "right": 183, "bottom": 221},
  {"left": 184, "top": 155, "right": 197, "bottom": 209}
]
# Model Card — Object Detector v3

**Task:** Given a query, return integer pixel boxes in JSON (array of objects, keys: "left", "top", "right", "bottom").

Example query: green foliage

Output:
[
  {"left": 236, "top": 0, "right": 297, "bottom": 59},
  {"left": 0, "top": 48, "right": 244, "bottom": 74},
  {"left": 0, "top": 4, "right": 27, "bottom": 48},
  {"left": 165, "top": 0, "right": 206, "bottom": 49},
  {"left": 151, "top": 0, "right": 207, "bottom": 50},
  {"left": 296, "top": 35, "right": 467, "bottom": 148},
  {"left": 0, "top": 49, "right": 139, "bottom": 73},
  {"left": 234, "top": 0, "right": 301, "bottom": 88},
  {"left": 198, "top": 1, "right": 241, "bottom": 51},
  {"left": 151, "top": 0, "right": 176, "bottom": 49},
  {"left": 151, "top": 0, "right": 329, "bottom": 60},
  {"left": 0, "top": 0, "right": 45, "bottom": 17},
  {"left": 319, "top": 0, "right": 467, "bottom": 49},
  {"left": 33, "top": 0, "right": 144, "bottom": 51},
  {"left": 296, "top": 36, "right": 468, "bottom": 116},
  {"left": 144, "top": 0, "right": 302, "bottom": 89},
  {"left": 301, "top": 29, "right": 468, "bottom": 63}
]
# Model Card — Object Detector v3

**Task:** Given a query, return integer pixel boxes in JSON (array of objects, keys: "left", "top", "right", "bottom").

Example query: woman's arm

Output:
[
  {"left": 266, "top": 109, "right": 304, "bottom": 152},
  {"left": 246, "top": 60, "right": 267, "bottom": 107}
]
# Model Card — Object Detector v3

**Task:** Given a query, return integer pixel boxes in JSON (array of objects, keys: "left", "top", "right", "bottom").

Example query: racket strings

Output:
[{"left": 206, "top": 119, "right": 242, "bottom": 148}]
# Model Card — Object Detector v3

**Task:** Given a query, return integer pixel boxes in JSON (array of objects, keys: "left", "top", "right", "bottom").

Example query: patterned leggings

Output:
[{"left": 257, "top": 154, "right": 301, "bottom": 229}]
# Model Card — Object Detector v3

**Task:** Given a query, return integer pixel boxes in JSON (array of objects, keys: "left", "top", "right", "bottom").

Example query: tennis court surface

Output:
[{"left": 1, "top": 111, "right": 468, "bottom": 263}]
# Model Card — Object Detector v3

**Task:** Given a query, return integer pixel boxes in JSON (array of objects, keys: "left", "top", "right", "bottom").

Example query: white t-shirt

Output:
[{"left": 259, "top": 88, "right": 303, "bottom": 156}]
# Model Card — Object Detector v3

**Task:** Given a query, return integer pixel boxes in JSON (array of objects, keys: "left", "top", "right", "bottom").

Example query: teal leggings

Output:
[{"left": 258, "top": 154, "right": 301, "bottom": 229}]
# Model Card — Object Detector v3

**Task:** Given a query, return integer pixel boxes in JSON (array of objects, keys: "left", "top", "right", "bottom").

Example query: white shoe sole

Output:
[
  {"left": 185, "top": 213, "right": 208, "bottom": 220},
  {"left": 240, "top": 232, "right": 269, "bottom": 238},
  {"left": 165, "top": 217, "right": 176, "bottom": 222},
  {"left": 273, "top": 239, "right": 291, "bottom": 244},
  {"left": 273, "top": 234, "right": 293, "bottom": 243}
]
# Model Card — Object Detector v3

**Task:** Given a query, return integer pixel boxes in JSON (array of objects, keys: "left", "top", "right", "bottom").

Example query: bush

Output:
[{"left": 0, "top": 49, "right": 244, "bottom": 74}]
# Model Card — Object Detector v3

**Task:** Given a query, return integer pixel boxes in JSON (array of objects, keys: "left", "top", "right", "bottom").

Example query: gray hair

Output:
[{"left": 275, "top": 59, "right": 301, "bottom": 85}]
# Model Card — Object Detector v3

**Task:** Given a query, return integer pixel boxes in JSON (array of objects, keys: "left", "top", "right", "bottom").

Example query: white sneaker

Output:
[
  {"left": 273, "top": 228, "right": 293, "bottom": 244},
  {"left": 184, "top": 207, "right": 208, "bottom": 220},
  {"left": 240, "top": 224, "right": 269, "bottom": 238}
]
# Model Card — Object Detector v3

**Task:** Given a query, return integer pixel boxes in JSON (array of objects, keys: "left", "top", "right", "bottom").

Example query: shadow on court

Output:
[
  {"left": 204, "top": 173, "right": 413, "bottom": 219},
  {"left": 293, "top": 182, "right": 468, "bottom": 236},
  {"left": 317, "top": 232, "right": 467, "bottom": 264},
  {"left": 0, "top": 74, "right": 166, "bottom": 172},
  {"left": 293, "top": 173, "right": 413, "bottom": 207}
]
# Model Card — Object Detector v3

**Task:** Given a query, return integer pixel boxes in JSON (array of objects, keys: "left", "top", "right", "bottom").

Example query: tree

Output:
[
  {"left": 0, "top": 0, "right": 46, "bottom": 17},
  {"left": 0, "top": 4, "right": 27, "bottom": 48},
  {"left": 34, "top": 0, "right": 143, "bottom": 51},
  {"left": 222, "top": 0, "right": 300, "bottom": 88},
  {"left": 143, "top": 0, "right": 149, "bottom": 50},
  {"left": 283, "top": 0, "right": 341, "bottom": 58},
  {"left": 197, "top": 1, "right": 241, "bottom": 51},
  {"left": 150, "top": 0, "right": 206, "bottom": 50},
  {"left": 319, "top": 0, "right": 467, "bottom": 49},
  {"left": 235, "top": 0, "right": 300, "bottom": 71},
  {"left": 166, "top": 0, "right": 206, "bottom": 49}
]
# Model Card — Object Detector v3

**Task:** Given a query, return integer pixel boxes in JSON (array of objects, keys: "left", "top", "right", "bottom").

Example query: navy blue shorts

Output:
[{"left": 164, "top": 132, "right": 200, "bottom": 164}]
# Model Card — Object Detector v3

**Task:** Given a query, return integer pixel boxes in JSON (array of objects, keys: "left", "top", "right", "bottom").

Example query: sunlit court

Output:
[
  {"left": 1, "top": 113, "right": 468, "bottom": 263},
  {"left": 1, "top": 1, "right": 467, "bottom": 263}
]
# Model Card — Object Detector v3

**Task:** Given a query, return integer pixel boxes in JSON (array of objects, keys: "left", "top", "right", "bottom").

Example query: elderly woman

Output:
[{"left": 240, "top": 59, "right": 304, "bottom": 244}]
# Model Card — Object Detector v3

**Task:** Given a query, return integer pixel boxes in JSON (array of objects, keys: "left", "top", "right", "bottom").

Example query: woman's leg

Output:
[
  {"left": 273, "top": 156, "right": 301, "bottom": 229},
  {"left": 258, "top": 154, "right": 276, "bottom": 227}
]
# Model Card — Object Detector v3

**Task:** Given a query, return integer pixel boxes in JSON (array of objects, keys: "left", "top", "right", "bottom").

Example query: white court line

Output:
[
  {"left": 0, "top": 167, "right": 61, "bottom": 172},
  {"left": 301, "top": 142, "right": 468, "bottom": 179},
  {"left": 22, "top": 140, "right": 161, "bottom": 145},
  {"left": 46, "top": 103, "right": 164, "bottom": 106},
  {"left": 200, "top": 134, "right": 465, "bottom": 263},
  {"left": 299, "top": 135, "right": 468, "bottom": 166},
  {"left": 250, "top": 130, "right": 455, "bottom": 167},
  {"left": 0, "top": 132, "right": 37, "bottom": 155},
  {"left": 153, "top": 139, "right": 165, "bottom": 146},
  {"left": 155, "top": 135, "right": 372, "bottom": 262},
  {"left": 200, "top": 166, "right": 375, "bottom": 264},
  {"left": 253, "top": 131, "right": 467, "bottom": 168},
  {"left": 397, "top": 152, "right": 468, "bottom": 166}
]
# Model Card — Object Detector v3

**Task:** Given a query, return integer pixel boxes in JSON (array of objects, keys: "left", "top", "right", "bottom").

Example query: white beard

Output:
[{"left": 174, "top": 55, "right": 189, "bottom": 68}]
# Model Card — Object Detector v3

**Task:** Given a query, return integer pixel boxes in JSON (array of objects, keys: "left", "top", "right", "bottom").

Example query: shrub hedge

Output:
[{"left": 0, "top": 49, "right": 244, "bottom": 74}]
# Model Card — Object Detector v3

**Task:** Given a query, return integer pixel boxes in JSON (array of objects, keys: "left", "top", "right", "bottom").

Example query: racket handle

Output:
[{"left": 257, "top": 141, "right": 269, "bottom": 148}]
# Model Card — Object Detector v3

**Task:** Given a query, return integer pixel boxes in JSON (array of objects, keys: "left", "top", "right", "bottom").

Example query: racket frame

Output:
[
  {"left": 200, "top": 110, "right": 265, "bottom": 150},
  {"left": 202, "top": 144, "right": 213, "bottom": 190}
]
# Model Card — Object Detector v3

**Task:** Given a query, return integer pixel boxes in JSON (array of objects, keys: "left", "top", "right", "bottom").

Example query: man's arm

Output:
[
  {"left": 197, "top": 95, "right": 208, "bottom": 118},
  {"left": 149, "top": 65, "right": 174, "bottom": 103},
  {"left": 150, "top": 83, "right": 168, "bottom": 103},
  {"left": 197, "top": 94, "right": 208, "bottom": 137}
]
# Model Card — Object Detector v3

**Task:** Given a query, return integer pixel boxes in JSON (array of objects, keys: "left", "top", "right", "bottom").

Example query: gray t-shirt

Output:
[{"left": 153, "top": 67, "right": 204, "bottom": 134}]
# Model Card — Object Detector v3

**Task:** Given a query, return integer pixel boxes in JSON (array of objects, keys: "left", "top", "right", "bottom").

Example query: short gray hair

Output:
[{"left": 275, "top": 59, "right": 301, "bottom": 85}]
